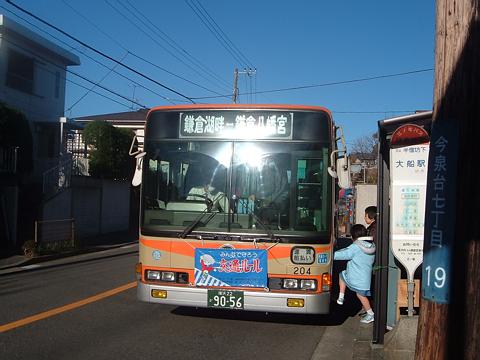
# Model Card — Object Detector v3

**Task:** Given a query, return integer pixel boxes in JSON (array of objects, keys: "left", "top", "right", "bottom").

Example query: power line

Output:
[
  {"left": 191, "top": 0, "right": 254, "bottom": 68},
  {"left": 191, "top": 68, "right": 434, "bottom": 100},
  {"left": 60, "top": 0, "right": 229, "bottom": 97},
  {"left": 67, "top": 51, "right": 129, "bottom": 112},
  {"left": 126, "top": 53, "right": 231, "bottom": 101},
  {"left": 0, "top": 4, "right": 181, "bottom": 105},
  {"left": 121, "top": 0, "right": 231, "bottom": 90},
  {"left": 3, "top": 37, "right": 148, "bottom": 109},
  {"left": 104, "top": 0, "right": 229, "bottom": 95},
  {"left": 60, "top": 1, "right": 228, "bottom": 98},
  {"left": 5, "top": 0, "right": 195, "bottom": 103},
  {"left": 185, "top": 0, "right": 251, "bottom": 68}
]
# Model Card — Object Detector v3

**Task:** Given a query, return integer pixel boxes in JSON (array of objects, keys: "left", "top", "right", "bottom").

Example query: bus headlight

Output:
[
  {"left": 161, "top": 272, "right": 176, "bottom": 282},
  {"left": 300, "top": 279, "right": 317, "bottom": 290},
  {"left": 283, "top": 279, "right": 299, "bottom": 289},
  {"left": 146, "top": 270, "right": 161, "bottom": 280}
]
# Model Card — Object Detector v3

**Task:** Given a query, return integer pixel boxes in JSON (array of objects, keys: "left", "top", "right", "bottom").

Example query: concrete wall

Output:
[
  {"left": 42, "top": 178, "right": 130, "bottom": 239},
  {"left": 100, "top": 180, "right": 130, "bottom": 234},
  {"left": 355, "top": 184, "right": 377, "bottom": 225},
  {"left": 72, "top": 183, "right": 101, "bottom": 238},
  {"left": 42, "top": 188, "right": 72, "bottom": 221}
]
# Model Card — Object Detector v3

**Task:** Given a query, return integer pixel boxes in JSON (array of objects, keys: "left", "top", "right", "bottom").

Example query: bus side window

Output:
[{"left": 296, "top": 159, "right": 324, "bottom": 231}]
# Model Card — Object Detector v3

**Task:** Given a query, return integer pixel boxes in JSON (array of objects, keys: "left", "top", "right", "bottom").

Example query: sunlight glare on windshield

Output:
[{"left": 238, "top": 144, "right": 262, "bottom": 168}]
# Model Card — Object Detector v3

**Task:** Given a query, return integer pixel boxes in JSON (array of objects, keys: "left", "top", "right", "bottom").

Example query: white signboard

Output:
[{"left": 390, "top": 144, "right": 429, "bottom": 281}]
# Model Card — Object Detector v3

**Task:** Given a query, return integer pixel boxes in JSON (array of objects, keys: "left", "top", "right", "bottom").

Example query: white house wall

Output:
[{"left": 0, "top": 29, "right": 70, "bottom": 123}]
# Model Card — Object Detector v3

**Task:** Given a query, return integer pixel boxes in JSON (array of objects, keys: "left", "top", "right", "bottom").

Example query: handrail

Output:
[{"left": 42, "top": 156, "right": 73, "bottom": 198}]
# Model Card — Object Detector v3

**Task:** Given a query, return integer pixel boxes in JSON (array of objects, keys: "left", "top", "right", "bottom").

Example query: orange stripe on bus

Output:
[
  {"left": 140, "top": 238, "right": 172, "bottom": 252},
  {"left": 140, "top": 237, "right": 333, "bottom": 260}
]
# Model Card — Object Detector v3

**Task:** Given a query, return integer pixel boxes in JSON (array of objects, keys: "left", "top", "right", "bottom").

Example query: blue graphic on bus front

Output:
[{"left": 194, "top": 249, "right": 268, "bottom": 288}]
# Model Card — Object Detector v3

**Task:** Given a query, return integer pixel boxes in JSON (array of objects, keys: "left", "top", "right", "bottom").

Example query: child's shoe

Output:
[
  {"left": 336, "top": 297, "right": 344, "bottom": 305},
  {"left": 358, "top": 309, "right": 367, "bottom": 317},
  {"left": 360, "top": 313, "right": 374, "bottom": 324}
]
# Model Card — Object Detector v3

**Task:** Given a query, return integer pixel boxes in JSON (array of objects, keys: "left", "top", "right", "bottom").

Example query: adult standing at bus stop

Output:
[{"left": 364, "top": 206, "right": 377, "bottom": 243}]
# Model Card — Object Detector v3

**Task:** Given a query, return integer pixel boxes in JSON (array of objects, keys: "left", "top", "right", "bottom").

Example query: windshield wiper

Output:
[
  {"left": 179, "top": 210, "right": 217, "bottom": 239},
  {"left": 239, "top": 198, "right": 281, "bottom": 243},
  {"left": 179, "top": 195, "right": 216, "bottom": 239}
]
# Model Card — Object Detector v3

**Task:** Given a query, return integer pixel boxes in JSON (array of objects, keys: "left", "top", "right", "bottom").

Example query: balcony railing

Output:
[{"left": 0, "top": 147, "right": 18, "bottom": 174}]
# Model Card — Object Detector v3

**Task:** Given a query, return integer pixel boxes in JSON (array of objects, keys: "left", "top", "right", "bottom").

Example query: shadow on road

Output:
[
  {"left": 172, "top": 250, "right": 363, "bottom": 326},
  {"left": 172, "top": 298, "right": 361, "bottom": 327}
]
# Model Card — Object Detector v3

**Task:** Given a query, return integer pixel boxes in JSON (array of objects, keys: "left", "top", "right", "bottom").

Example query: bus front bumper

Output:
[{"left": 137, "top": 281, "right": 330, "bottom": 314}]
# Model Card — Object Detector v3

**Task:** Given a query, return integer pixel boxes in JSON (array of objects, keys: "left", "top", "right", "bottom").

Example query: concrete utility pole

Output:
[
  {"left": 232, "top": 68, "right": 239, "bottom": 104},
  {"left": 232, "top": 68, "right": 257, "bottom": 104},
  {"left": 415, "top": 1, "right": 480, "bottom": 359}
]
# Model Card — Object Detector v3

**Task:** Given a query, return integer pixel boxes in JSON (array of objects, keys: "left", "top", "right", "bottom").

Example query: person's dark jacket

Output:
[{"left": 367, "top": 220, "right": 377, "bottom": 243}]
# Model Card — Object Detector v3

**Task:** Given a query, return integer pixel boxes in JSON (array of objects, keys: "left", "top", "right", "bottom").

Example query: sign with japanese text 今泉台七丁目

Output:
[{"left": 421, "top": 119, "right": 458, "bottom": 304}]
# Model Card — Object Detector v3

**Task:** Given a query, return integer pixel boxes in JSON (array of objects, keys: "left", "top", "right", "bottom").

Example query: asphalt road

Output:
[{"left": 0, "top": 250, "right": 360, "bottom": 360}]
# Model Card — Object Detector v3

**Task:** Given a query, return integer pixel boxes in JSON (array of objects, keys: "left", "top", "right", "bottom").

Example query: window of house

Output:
[{"left": 5, "top": 49, "right": 35, "bottom": 94}]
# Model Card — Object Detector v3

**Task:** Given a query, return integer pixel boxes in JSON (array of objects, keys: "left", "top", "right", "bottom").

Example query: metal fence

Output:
[{"left": 34, "top": 218, "right": 75, "bottom": 252}]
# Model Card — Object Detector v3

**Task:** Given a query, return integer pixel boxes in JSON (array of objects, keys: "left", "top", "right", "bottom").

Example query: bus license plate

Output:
[{"left": 207, "top": 290, "right": 244, "bottom": 309}]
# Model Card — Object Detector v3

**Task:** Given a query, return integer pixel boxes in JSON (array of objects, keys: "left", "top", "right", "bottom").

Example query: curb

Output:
[{"left": 0, "top": 242, "right": 138, "bottom": 275}]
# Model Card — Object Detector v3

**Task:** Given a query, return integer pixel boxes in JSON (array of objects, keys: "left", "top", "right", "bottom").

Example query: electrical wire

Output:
[
  {"left": 191, "top": 68, "right": 434, "bottom": 100},
  {"left": 0, "top": 4, "right": 180, "bottom": 105},
  {"left": 192, "top": 0, "right": 254, "bottom": 69},
  {"left": 5, "top": 0, "right": 195, "bottom": 103},
  {"left": 61, "top": 0, "right": 228, "bottom": 95},
  {"left": 105, "top": 0, "right": 229, "bottom": 95},
  {"left": 185, "top": 0, "right": 248, "bottom": 67},
  {"left": 121, "top": 0, "right": 231, "bottom": 90},
  {"left": 67, "top": 51, "right": 129, "bottom": 112},
  {"left": 3, "top": 37, "right": 148, "bottom": 109}
]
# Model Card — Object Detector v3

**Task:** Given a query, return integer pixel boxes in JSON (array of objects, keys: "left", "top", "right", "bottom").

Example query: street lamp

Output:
[{"left": 59, "top": 116, "right": 67, "bottom": 156}]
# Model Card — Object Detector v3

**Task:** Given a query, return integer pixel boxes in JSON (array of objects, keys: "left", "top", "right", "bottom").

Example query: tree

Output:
[
  {"left": 350, "top": 132, "right": 379, "bottom": 156},
  {"left": 350, "top": 132, "right": 379, "bottom": 185},
  {"left": 0, "top": 102, "right": 33, "bottom": 175},
  {"left": 83, "top": 121, "right": 134, "bottom": 180}
]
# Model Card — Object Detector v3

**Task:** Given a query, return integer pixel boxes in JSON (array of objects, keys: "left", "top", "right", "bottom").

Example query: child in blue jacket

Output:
[{"left": 334, "top": 224, "right": 376, "bottom": 323}]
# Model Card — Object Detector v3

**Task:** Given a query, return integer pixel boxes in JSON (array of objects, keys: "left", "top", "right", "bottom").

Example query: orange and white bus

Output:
[{"left": 135, "top": 104, "right": 350, "bottom": 314}]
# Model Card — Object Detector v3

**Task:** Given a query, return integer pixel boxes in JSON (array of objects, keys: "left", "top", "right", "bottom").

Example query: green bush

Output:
[{"left": 83, "top": 121, "right": 134, "bottom": 180}]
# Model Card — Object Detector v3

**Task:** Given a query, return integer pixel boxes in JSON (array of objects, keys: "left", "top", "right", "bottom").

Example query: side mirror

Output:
[
  {"left": 132, "top": 152, "right": 146, "bottom": 186},
  {"left": 336, "top": 156, "right": 352, "bottom": 189},
  {"left": 327, "top": 150, "right": 351, "bottom": 189}
]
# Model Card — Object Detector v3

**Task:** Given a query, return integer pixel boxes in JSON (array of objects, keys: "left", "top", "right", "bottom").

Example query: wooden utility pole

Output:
[{"left": 415, "top": 1, "right": 480, "bottom": 359}]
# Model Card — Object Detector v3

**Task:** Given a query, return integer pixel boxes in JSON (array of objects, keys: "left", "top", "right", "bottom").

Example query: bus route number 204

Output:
[{"left": 293, "top": 267, "right": 311, "bottom": 275}]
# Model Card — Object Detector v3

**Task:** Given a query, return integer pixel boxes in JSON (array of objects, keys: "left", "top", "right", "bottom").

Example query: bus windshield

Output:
[{"left": 142, "top": 140, "right": 331, "bottom": 243}]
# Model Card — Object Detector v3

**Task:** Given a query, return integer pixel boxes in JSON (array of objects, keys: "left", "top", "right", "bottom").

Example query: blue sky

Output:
[{"left": 1, "top": 0, "right": 435, "bottom": 144}]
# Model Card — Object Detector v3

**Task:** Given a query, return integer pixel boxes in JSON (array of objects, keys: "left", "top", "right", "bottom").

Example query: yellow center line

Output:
[{"left": 0, "top": 281, "right": 137, "bottom": 333}]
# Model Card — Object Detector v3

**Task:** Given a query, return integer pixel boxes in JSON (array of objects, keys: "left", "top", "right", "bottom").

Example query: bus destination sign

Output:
[{"left": 179, "top": 111, "right": 293, "bottom": 139}]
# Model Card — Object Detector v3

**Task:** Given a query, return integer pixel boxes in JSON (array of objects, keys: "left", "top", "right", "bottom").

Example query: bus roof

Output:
[{"left": 147, "top": 104, "right": 332, "bottom": 119}]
